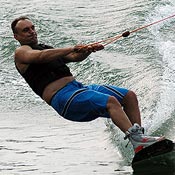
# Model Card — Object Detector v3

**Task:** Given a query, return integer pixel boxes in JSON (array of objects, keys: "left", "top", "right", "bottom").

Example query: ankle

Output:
[{"left": 127, "top": 123, "right": 144, "bottom": 135}]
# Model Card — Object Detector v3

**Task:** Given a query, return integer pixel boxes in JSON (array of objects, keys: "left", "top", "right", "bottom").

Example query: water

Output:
[{"left": 0, "top": 0, "right": 175, "bottom": 174}]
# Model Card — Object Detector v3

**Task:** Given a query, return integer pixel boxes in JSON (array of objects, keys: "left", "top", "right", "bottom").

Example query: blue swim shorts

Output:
[{"left": 51, "top": 80, "right": 128, "bottom": 122}]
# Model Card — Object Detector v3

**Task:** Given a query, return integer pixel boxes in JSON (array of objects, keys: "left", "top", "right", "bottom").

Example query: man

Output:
[{"left": 11, "top": 16, "right": 163, "bottom": 154}]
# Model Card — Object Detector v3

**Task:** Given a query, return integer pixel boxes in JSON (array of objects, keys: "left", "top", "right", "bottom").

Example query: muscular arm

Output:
[
  {"left": 14, "top": 45, "right": 75, "bottom": 64},
  {"left": 15, "top": 44, "right": 104, "bottom": 64}
]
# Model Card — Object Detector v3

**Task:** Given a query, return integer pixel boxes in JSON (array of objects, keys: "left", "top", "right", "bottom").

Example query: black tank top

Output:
[{"left": 15, "top": 44, "right": 72, "bottom": 98}]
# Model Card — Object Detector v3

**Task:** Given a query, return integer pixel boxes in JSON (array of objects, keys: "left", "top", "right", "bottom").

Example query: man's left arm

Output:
[{"left": 63, "top": 44, "right": 104, "bottom": 62}]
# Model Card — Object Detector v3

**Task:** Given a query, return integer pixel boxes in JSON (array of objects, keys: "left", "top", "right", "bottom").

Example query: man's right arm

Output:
[
  {"left": 15, "top": 45, "right": 75, "bottom": 64},
  {"left": 15, "top": 44, "right": 104, "bottom": 64}
]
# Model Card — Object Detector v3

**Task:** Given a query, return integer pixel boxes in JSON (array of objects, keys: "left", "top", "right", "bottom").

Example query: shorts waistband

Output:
[
  {"left": 49, "top": 81, "right": 74, "bottom": 105},
  {"left": 49, "top": 80, "right": 83, "bottom": 105}
]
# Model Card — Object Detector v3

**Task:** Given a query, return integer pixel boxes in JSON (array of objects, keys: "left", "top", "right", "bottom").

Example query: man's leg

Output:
[
  {"left": 122, "top": 90, "right": 141, "bottom": 126},
  {"left": 106, "top": 95, "right": 164, "bottom": 153},
  {"left": 106, "top": 96, "right": 132, "bottom": 132}
]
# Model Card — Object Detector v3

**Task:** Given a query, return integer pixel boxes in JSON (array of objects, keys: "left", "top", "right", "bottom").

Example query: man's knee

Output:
[
  {"left": 107, "top": 96, "right": 121, "bottom": 109},
  {"left": 126, "top": 90, "right": 137, "bottom": 98},
  {"left": 123, "top": 90, "right": 138, "bottom": 104}
]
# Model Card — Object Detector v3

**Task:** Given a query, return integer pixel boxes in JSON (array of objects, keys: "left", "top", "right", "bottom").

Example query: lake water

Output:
[{"left": 0, "top": 0, "right": 175, "bottom": 174}]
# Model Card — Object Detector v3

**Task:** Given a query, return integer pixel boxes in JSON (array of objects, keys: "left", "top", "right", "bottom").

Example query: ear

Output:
[{"left": 14, "top": 33, "right": 18, "bottom": 40}]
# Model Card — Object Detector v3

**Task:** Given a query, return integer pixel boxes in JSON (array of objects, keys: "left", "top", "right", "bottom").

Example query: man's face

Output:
[{"left": 14, "top": 19, "right": 38, "bottom": 45}]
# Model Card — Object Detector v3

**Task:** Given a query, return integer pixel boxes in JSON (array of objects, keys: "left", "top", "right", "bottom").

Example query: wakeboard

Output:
[{"left": 132, "top": 139, "right": 175, "bottom": 174}]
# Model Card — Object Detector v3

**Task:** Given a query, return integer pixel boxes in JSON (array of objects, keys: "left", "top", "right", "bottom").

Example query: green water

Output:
[{"left": 0, "top": 0, "right": 175, "bottom": 174}]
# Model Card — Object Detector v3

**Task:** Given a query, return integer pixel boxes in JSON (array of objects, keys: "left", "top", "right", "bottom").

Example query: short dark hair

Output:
[{"left": 11, "top": 16, "right": 30, "bottom": 34}]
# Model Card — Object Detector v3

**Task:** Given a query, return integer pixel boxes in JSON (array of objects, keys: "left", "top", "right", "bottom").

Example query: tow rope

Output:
[{"left": 87, "top": 13, "right": 175, "bottom": 47}]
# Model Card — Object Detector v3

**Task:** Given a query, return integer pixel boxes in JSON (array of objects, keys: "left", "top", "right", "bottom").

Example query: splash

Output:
[{"left": 145, "top": 3, "right": 175, "bottom": 135}]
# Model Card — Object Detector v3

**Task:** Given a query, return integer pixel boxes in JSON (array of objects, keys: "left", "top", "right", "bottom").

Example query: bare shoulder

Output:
[
  {"left": 14, "top": 45, "right": 39, "bottom": 64},
  {"left": 14, "top": 46, "right": 32, "bottom": 72},
  {"left": 15, "top": 45, "right": 32, "bottom": 55}
]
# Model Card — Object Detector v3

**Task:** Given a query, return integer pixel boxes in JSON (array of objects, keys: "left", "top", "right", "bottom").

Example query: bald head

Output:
[
  {"left": 11, "top": 16, "right": 38, "bottom": 45},
  {"left": 11, "top": 16, "right": 30, "bottom": 34}
]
